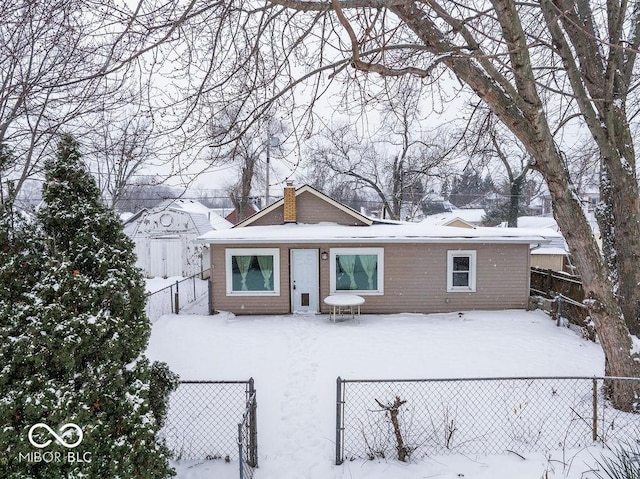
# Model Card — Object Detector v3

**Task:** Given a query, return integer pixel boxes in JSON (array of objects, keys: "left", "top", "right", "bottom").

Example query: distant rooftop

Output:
[{"left": 420, "top": 208, "right": 486, "bottom": 226}]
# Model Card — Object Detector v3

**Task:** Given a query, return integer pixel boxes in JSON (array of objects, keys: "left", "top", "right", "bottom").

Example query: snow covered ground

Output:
[{"left": 146, "top": 304, "right": 622, "bottom": 479}]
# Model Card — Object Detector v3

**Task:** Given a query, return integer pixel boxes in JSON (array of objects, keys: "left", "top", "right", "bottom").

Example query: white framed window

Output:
[
  {"left": 447, "top": 250, "right": 477, "bottom": 292},
  {"left": 330, "top": 247, "right": 384, "bottom": 295},
  {"left": 226, "top": 248, "right": 280, "bottom": 296}
]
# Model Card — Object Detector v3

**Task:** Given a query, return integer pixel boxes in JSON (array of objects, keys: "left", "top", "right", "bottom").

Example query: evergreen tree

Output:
[
  {"left": 449, "top": 170, "right": 492, "bottom": 207},
  {"left": 0, "top": 134, "right": 176, "bottom": 478}
]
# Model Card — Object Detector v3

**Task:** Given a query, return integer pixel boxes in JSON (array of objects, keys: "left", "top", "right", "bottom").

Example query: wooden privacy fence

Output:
[
  {"left": 530, "top": 267, "right": 583, "bottom": 302},
  {"left": 529, "top": 268, "right": 595, "bottom": 340}
]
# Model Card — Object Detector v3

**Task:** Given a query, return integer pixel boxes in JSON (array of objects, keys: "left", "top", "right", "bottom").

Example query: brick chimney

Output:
[{"left": 283, "top": 181, "right": 296, "bottom": 223}]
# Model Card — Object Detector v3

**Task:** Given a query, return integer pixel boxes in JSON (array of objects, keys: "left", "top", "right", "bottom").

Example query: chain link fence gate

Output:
[
  {"left": 161, "top": 379, "right": 257, "bottom": 478},
  {"left": 336, "top": 376, "right": 640, "bottom": 464},
  {"left": 238, "top": 389, "right": 258, "bottom": 479}
]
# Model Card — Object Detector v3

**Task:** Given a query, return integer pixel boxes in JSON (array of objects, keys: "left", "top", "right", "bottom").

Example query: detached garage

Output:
[{"left": 124, "top": 199, "right": 232, "bottom": 278}]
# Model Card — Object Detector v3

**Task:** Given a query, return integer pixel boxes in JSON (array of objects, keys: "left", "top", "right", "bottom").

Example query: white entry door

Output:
[{"left": 290, "top": 249, "right": 319, "bottom": 313}]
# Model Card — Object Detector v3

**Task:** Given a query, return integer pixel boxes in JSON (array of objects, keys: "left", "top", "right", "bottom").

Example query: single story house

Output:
[
  {"left": 197, "top": 183, "right": 547, "bottom": 315},
  {"left": 125, "top": 199, "right": 232, "bottom": 278}
]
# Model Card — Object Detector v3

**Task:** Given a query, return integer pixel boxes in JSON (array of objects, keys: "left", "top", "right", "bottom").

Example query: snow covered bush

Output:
[{"left": 0, "top": 134, "right": 176, "bottom": 478}]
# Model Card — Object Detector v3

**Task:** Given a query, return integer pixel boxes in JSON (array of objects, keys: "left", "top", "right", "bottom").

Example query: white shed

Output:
[{"left": 124, "top": 199, "right": 232, "bottom": 278}]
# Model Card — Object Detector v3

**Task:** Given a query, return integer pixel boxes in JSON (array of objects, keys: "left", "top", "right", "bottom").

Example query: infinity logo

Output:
[{"left": 28, "top": 423, "right": 83, "bottom": 449}]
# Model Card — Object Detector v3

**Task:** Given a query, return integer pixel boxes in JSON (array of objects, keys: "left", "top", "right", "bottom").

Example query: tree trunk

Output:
[
  {"left": 597, "top": 143, "right": 640, "bottom": 337},
  {"left": 542, "top": 0, "right": 640, "bottom": 337},
  {"left": 506, "top": 173, "right": 525, "bottom": 228},
  {"left": 230, "top": 160, "right": 256, "bottom": 222}
]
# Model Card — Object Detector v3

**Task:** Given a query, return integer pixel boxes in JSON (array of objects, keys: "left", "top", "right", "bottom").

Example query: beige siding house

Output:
[{"left": 198, "top": 183, "right": 546, "bottom": 316}]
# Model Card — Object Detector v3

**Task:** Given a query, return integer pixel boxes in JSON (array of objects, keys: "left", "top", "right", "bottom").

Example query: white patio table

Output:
[{"left": 323, "top": 294, "right": 365, "bottom": 322}]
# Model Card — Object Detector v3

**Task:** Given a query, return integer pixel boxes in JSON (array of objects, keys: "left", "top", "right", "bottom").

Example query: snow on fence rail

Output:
[
  {"left": 335, "top": 376, "right": 640, "bottom": 464},
  {"left": 161, "top": 379, "right": 257, "bottom": 479},
  {"left": 145, "top": 270, "right": 210, "bottom": 322}
]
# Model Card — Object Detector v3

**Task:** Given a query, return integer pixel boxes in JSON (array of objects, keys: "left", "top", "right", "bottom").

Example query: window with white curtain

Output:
[
  {"left": 447, "top": 250, "right": 477, "bottom": 292},
  {"left": 226, "top": 248, "right": 280, "bottom": 295},
  {"left": 330, "top": 248, "right": 384, "bottom": 294}
]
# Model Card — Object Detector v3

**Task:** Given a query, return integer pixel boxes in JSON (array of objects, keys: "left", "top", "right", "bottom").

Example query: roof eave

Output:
[{"left": 196, "top": 236, "right": 548, "bottom": 246}]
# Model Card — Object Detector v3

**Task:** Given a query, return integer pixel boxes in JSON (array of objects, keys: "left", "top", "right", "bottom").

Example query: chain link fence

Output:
[
  {"left": 161, "top": 379, "right": 257, "bottom": 479},
  {"left": 146, "top": 270, "right": 210, "bottom": 322},
  {"left": 336, "top": 376, "right": 640, "bottom": 464},
  {"left": 238, "top": 390, "right": 258, "bottom": 479}
]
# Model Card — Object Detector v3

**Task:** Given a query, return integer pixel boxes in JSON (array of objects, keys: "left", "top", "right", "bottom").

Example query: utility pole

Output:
[
  {"left": 265, "top": 136, "right": 279, "bottom": 207},
  {"left": 265, "top": 142, "right": 270, "bottom": 207}
]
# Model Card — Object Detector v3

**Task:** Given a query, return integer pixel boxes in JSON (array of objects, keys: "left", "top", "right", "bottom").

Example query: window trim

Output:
[
  {"left": 329, "top": 247, "right": 384, "bottom": 295},
  {"left": 225, "top": 248, "right": 280, "bottom": 296},
  {"left": 447, "top": 250, "right": 477, "bottom": 293}
]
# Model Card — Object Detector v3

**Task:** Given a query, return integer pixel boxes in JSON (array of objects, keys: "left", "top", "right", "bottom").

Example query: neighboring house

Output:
[
  {"left": 224, "top": 202, "right": 260, "bottom": 225},
  {"left": 513, "top": 216, "right": 571, "bottom": 273},
  {"left": 419, "top": 211, "right": 482, "bottom": 229},
  {"left": 124, "top": 199, "right": 232, "bottom": 278},
  {"left": 421, "top": 208, "right": 487, "bottom": 227},
  {"left": 197, "top": 183, "right": 547, "bottom": 315}
]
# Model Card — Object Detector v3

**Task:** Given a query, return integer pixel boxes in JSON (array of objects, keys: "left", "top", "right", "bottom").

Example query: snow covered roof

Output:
[
  {"left": 120, "top": 211, "right": 134, "bottom": 222},
  {"left": 532, "top": 247, "right": 569, "bottom": 256},
  {"left": 133, "top": 199, "right": 233, "bottom": 231},
  {"left": 517, "top": 216, "right": 559, "bottom": 230},
  {"left": 189, "top": 213, "right": 218, "bottom": 236},
  {"left": 197, "top": 222, "right": 549, "bottom": 245},
  {"left": 207, "top": 212, "right": 233, "bottom": 230},
  {"left": 421, "top": 209, "right": 486, "bottom": 226},
  {"left": 155, "top": 198, "right": 209, "bottom": 215},
  {"left": 506, "top": 217, "right": 570, "bottom": 254}
]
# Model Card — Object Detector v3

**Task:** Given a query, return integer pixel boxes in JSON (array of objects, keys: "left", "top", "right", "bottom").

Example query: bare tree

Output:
[
  {"left": 459, "top": 107, "right": 540, "bottom": 227},
  {"left": 116, "top": 176, "right": 177, "bottom": 213},
  {"left": 209, "top": 102, "right": 289, "bottom": 221},
  {"left": 224, "top": 136, "right": 261, "bottom": 222},
  {"left": 0, "top": 0, "right": 195, "bottom": 200},
  {"left": 86, "top": 108, "right": 155, "bottom": 210},
  {"left": 306, "top": 82, "right": 451, "bottom": 220}
]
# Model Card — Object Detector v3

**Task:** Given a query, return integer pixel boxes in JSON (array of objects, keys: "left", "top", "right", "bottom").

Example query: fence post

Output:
[
  {"left": 336, "top": 376, "right": 344, "bottom": 465},
  {"left": 174, "top": 280, "right": 180, "bottom": 314},
  {"left": 208, "top": 280, "right": 214, "bottom": 315},
  {"left": 592, "top": 377, "right": 598, "bottom": 442},
  {"left": 248, "top": 378, "right": 258, "bottom": 468},
  {"left": 169, "top": 284, "right": 174, "bottom": 313},
  {"left": 238, "top": 422, "right": 244, "bottom": 479},
  {"left": 555, "top": 295, "right": 563, "bottom": 326}
]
